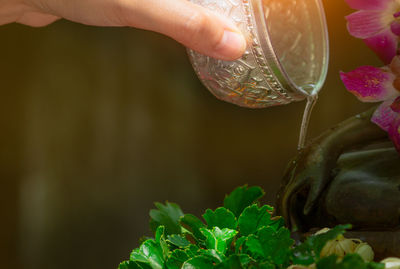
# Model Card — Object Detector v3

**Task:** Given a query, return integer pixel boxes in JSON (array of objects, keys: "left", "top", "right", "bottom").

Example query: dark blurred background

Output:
[{"left": 0, "top": 1, "right": 381, "bottom": 268}]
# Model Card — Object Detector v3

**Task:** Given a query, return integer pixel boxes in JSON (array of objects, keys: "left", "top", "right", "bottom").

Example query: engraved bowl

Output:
[{"left": 187, "top": 0, "right": 329, "bottom": 108}]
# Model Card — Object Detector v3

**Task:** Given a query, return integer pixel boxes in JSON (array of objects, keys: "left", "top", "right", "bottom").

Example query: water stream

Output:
[{"left": 297, "top": 92, "right": 318, "bottom": 150}]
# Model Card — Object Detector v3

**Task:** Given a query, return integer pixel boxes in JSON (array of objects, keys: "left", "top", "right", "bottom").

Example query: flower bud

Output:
[
  {"left": 354, "top": 243, "right": 374, "bottom": 262},
  {"left": 315, "top": 228, "right": 330, "bottom": 235},
  {"left": 320, "top": 238, "right": 350, "bottom": 258},
  {"left": 315, "top": 228, "right": 374, "bottom": 261}
]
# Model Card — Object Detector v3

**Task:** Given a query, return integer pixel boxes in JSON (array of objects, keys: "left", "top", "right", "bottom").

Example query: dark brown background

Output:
[{"left": 0, "top": 1, "right": 380, "bottom": 268}]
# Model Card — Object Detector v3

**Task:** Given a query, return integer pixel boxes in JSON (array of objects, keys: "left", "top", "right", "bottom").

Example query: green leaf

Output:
[
  {"left": 258, "top": 261, "right": 276, "bottom": 269},
  {"left": 224, "top": 185, "right": 265, "bottom": 218},
  {"left": 215, "top": 254, "right": 254, "bottom": 269},
  {"left": 155, "top": 226, "right": 169, "bottom": 259},
  {"left": 185, "top": 245, "right": 202, "bottom": 258},
  {"left": 316, "top": 254, "right": 385, "bottom": 269},
  {"left": 245, "top": 235, "right": 264, "bottom": 258},
  {"left": 165, "top": 249, "right": 190, "bottom": 269},
  {"left": 130, "top": 250, "right": 148, "bottom": 264},
  {"left": 165, "top": 243, "right": 222, "bottom": 269},
  {"left": 235, "top": 236, "right": 247, "bottom": 254},
  {"left": 168, "top": 243, "right": 226, "bottom": 265},
  {"left": 200, "top": 227, "right": 238, "bottom": 254},
  {"left": 167, "top": 234, "right": 191, "bottom": 248},
  {"left": 269, "top": 216, "right": 285, "bottom": 232},
  {"left": 237, "top": 254, "right": 254, "bottom": 267},
  {"left": 367, "top": 263, "right": 386, "bottom": 269},
  {"left": 155, "top": 226, "right": 164, "bottom": 242},
  {"left": 180, "top": 214, "right": 206, "bottom": 242},
  {"left": 246, "top": 226, "right": 294, "bottom": 266},
  {"left": 316, "top": 254, "right": 338, "bottom": 269},
  {"left": 118, "top": 261, "right": 142, "bottom": 269},
  {"left": 130, "top": 239, "right": 164, "bottom": 269},
  {"left": 291, "top": 240, "right": 315, "bottom": 266},
  {"left": 203, "top": 207, "right": 237, "bottom": 230},
  {"left": 270, "top": 227, "right": 295, "bottom": 265},
  {"left": 238, "top": 204, "right": 274, "bottom": 236},
  {"left": 149, "top": 202, "right": 184, "bottom": 235},
  {"left": 337, "top": 254, "right": 366, "bottom": 269},
  {"left": 182, "top": 256, "right": 214, "bottom": 269},
  {"left": 214, "top": 254, "right": 243, "bottom": 269},
  {"left": 202, "top": 249, "right": 225, "bottom": 263}
]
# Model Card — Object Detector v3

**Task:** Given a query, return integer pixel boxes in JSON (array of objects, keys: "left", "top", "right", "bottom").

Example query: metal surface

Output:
[{"left": 188, "top": 0, "right": 329, "bottom": 108}]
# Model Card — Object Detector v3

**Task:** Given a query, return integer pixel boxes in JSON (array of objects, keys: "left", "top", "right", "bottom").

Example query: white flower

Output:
[
  {"left": 354, "top": 243, "right": 374, "bottom": 262},
  {"left": 315, "top": 228, "right": 374, "bottom": 262},
  {"left": 381, "top": 257, "right": 400, "bottom": 269}
]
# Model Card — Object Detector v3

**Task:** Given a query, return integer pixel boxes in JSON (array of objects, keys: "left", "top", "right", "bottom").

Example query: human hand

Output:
[{"left": 1, "top": 0, "right": 246, "bottom": 60}]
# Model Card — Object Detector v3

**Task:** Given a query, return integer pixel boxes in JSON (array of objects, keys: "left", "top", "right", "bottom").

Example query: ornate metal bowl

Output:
[{"left": 187, "top": 0, "right": 329, "bottom": 108}]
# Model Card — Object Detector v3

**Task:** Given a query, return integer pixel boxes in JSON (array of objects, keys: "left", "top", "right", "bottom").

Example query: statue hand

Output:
[{"left": 278, "top": 107, "right": 386, "bottom": 231}]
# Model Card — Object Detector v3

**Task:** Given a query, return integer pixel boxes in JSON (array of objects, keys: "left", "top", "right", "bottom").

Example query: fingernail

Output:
[{"left": 214, "top": 30, "right": 246, "bottom": 60}]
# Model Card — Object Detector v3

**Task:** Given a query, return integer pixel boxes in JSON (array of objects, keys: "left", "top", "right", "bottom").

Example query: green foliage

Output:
[
  {"left": 150, "top": 202, "right": 183, "bottom": 234},
  {"left": 182, "top": 256, "right": 214, "bottom": 269},
  {"left": 200, "top": 227, "right": 238, "bottom": 254},
  {"left": 130, "top": 239, "right": 164, "bottom": 269},
  {"left": 245, "top": 226, "right": 294, "bottom": 266},
  {"left": 167, "top": 234, "right": 191, "bottom": 248},
  {"left": 165, "top": 249, "right": 190, "bottom": 269},
  {"left": 149, "top": 202, "right": 184, "bottom": 235},
  {"left": 118, "top": 185, "right": 383, "bottom": 269},
  {"left": 180, "top": 214, "right": 206, "bottom": 242},
  {"left": 203, "top": 207, "right": 237, "bottom": 230},
  {"left": 316, "top": 254, "right": 385, "bottom": 269},
  {"left": 214, "top": 254, "right": 254, "bottom": 269},
  {"left": 238, "top": 204, "right": 274, "bottom": 236},
  {"left": 223, "top": 185, "right": 265, "bottom": 218}
]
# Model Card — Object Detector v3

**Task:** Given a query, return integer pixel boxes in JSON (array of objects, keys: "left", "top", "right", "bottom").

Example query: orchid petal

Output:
[
  {"left": 346, "top": 11, "right": 389, "bottom": 39},
  {"left": 390, "top": 20, "right": 400, "bottom": 36},
  {"left": 391, "top": 96, "right": 400, "bottom": 112},
  {"left": 364, "top": 28, "right": 398, "bottom": 64},
  {"left": 388, "top": 116, "right": 400, "bottom": 153},
  {"left": 345, "top": 0, "right": 392, "bottom": 11},
  {"left": 340, "top": 66, "right": 398, "bottom": 102},
  {"left": 371, "top": 100, "right": 399, "bottom": 131}
]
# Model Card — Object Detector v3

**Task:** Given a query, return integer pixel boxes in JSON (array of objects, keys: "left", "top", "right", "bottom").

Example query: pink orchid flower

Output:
[
  {"left": 345, "top": 0, "right": 400, "bottom": 64},
  {"left": 340, "top": 56, "right": 400, "bottom": 152}
]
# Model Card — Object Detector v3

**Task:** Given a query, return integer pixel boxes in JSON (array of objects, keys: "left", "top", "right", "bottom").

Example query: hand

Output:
[{"left": 1, "top": 0, "right": 246, "bottom": 60}]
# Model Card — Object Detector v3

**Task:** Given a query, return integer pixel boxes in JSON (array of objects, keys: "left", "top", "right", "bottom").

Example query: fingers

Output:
[
  {"left": 16, "top": 11, "right": 60, "bottom": 27},
  {"left": 20, "top": 0, "right": 246, "bottom": 60},
  {"left": 116, "top": 0, "right": 246, "bottom": 60},
  {"left": 303, "top": 177, "right": 321, "bottom": 215}
]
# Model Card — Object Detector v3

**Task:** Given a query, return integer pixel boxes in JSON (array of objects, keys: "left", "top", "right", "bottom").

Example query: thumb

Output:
[{"left": 120, "top": 0, "right": 247, "bottom": 60}]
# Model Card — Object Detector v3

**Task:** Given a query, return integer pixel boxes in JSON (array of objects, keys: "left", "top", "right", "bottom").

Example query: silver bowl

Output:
[{"left": 188, "top": 0, "right": 329, "bottom": 108}]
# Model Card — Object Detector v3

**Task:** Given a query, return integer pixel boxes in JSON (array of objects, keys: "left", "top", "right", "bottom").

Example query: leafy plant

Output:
[{"left": 118, "top": 185, "right": 383, "bottom": 269}]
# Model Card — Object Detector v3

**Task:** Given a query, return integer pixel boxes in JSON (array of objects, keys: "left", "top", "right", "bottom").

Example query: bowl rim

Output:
[{"left": 250, "top": 0, "right": 330, "bottom": 98}]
